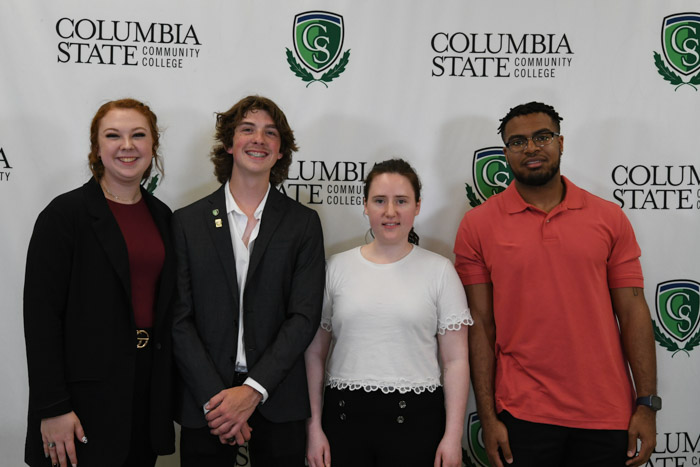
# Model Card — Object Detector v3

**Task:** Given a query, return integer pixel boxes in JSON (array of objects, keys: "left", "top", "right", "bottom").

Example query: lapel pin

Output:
[
  {"left": 215, "top": 219, "right": 223, "bottom": 228},
  {"left": 212, "top": 209, "right": 219, "bottom": 216}
]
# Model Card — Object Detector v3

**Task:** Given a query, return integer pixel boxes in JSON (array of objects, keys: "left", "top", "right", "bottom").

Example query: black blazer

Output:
[
  {"left": 23, "top": 178, "right": 176, "bottom": 466},
  {"left": 171, "top": 184, "right": 325, "bottom": 428}
]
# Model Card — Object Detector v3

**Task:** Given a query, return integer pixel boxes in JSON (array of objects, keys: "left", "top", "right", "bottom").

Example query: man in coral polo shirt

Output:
[{"left": 454, "top": 102, "right": 659, "bottom": 467}]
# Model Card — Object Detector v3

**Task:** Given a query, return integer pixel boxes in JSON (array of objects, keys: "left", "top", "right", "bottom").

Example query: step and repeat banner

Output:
[{"left": 2, "top": 1, "right": 699, "bottom": 466}]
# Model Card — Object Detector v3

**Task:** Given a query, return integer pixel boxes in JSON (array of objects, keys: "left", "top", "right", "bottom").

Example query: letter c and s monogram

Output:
[
  {"left": 482, "top": 159, "right": 510, "bottom": 189},
  {"left": 671, "top": 25, "right": 700, "bottom": 68},
  {"left": 667, "top": 292, "right": 693, "bottom": 333},
  {"left": 302, "top": 23, "right": 331, "bottom": 65}
]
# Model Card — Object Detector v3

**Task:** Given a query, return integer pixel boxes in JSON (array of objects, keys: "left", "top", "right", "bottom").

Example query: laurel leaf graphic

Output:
[
  {"left": 285, "top": 48, "right": 315, "bottom": 82},
  {"left": 688, "top": 72, "right": 700, "bottom": 86},
  {"left": 652, "top": 320, "right": 679, "bottom": 352},
  {"left": 653, "top": 52, "right": 684, "bottom": 86},
  {"left": 682, "top": 326, "right": 700, "bottom": 352},
  {"left": 465, "top": 183, "right": 482, "bottom": 208},
  {"left": 320, "top": 50, "right": 351, "bottom": 83},
  {"left": 143, "top": 174, "right": 159, "bottom": 194}
]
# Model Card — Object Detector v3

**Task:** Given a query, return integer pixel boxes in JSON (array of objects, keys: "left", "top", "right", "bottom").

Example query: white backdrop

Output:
[{"left": 2, "top": 1, "right": 699, "bottom": 466}]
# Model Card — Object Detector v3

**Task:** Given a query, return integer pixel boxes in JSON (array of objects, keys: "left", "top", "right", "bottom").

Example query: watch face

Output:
[{"left": 638, "top": 396, "right": 662, "bottom": 411}]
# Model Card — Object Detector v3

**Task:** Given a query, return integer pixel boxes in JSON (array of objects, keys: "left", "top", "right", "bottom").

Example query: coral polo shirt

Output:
[{"left": 454, "top": 177, "right": 643, "bottom": 429}]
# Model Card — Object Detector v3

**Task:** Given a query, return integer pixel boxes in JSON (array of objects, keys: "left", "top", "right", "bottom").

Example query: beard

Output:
[{"left": 511, "top": 156, "right": 561, "bottom": 187}]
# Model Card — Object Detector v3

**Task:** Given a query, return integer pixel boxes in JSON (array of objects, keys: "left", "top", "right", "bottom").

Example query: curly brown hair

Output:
[
  {"left": 88, "top": 98, "right": 162, "bottom": 181},
  {"left": 210, "top": 95, "right": 298, "bottom": 185}
]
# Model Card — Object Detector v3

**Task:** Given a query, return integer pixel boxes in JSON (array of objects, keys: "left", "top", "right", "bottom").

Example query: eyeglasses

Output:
[{"left": 505, "top": 131, "right": 560, "bottom": 152}]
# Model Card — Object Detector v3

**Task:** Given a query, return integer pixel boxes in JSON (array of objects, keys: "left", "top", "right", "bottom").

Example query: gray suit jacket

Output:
[{"left": 171, "top": 183, "right": 325, "bottom": 427}]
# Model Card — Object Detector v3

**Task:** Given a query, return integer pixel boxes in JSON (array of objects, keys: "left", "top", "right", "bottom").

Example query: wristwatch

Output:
[{"left": 636, "top": 395, "right": 662, "bottom": 411}]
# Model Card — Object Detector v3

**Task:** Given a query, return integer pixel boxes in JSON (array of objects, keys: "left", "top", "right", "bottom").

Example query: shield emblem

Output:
[
  {"left": 293, "top": 11, "right": 344, "bottom": 73},
  {"left": 472, "top": 147, "right": 513, "bottom": 201},
  {"left": 662, "top": 13, "right": 700, "bottom": 76},
  {"left": 466, "top": 412, "right": 490, "bottom": 467},
  {"left": 656, "top": 280, "right": 700, "bottom": 342}
]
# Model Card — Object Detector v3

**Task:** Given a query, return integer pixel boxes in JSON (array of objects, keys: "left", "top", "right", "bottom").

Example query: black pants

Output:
[
  {"left": 180, "top": 409, "right": 305, "bottom": 467},
  {"left": 322, "top": 387, "right": 445, "bottom": 467},
  {"left": 498, "top": 410, "right": 628, "bottom": 467},
  {"left": 123, "top": 342, "right": 157, "bottom": 467}
]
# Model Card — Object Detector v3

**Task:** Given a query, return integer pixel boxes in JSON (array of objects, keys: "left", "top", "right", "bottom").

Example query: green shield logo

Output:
[
  {"left": 293, "top": 11, "right": 344, "bottom": 72},
  {"left": 662, "top": 13, "right": 700, "bottom": 76},
  {"left": 656, "top": 280, "right": 700, "bottom": 342},
  {"left": 472, "top": 147, "right": 513, "bottom": 201},
  {"left": 466, "top": 412, "right": 490, "bottom": 467}
]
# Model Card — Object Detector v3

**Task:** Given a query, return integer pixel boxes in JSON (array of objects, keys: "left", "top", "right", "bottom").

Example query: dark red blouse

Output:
[{"left": 107, "top": 198, "right": 164, "bottom": 329}]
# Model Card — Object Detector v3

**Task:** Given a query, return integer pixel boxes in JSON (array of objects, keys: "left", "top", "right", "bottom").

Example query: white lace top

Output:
[{"left": 321, "top": 246, "right": 473, "bottom": 394}]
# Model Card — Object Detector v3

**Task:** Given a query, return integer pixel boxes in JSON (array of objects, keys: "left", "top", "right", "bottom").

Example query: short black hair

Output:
[{"left": 498, "top": 101, "right": 563, "bottom": 138}]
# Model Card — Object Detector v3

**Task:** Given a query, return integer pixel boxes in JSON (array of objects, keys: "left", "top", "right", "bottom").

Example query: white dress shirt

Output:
[{"left": 224, "top": 182, "right": 270, "bottom": 402}]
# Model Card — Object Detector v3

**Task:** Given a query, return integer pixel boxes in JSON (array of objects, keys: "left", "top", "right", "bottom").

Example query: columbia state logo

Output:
[
  {"left": 0, "top": 147, "right": 12, "bottom": 182},
  {"left": 653, "top": 13, "right": 700, "bottom": 91},
  {"left": 464, "top": 412, "right": 490, "bottom": 467},
  {"left": 465, "top": 147, "right": 513, "bottom": 208},
  {"left": 654, "top": 280, "right": 700, "bottom": 356},
  {"left": 285, "top": 11, "right": 351, "bottom": 87}
]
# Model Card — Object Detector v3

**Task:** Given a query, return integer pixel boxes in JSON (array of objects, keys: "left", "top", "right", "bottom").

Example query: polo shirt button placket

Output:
[{"left": 542, "top": 215, "right": 557, "bottom": 241}]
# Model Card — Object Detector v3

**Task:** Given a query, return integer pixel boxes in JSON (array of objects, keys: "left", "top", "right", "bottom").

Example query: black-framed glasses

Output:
[{"left": 505, "top": 131, "right": 560, "bottom": 152}]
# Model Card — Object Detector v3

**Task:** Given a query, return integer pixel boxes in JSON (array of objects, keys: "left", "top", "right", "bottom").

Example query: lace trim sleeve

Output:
[
  {"left": 437, "top": 310, "right": 474, "bottom": 335},
  {"left": 327, "top": 377, "right": 441, "bottom": 394},
  {"left": 320, "top": 317, "right": 332, "bottom": 332}
]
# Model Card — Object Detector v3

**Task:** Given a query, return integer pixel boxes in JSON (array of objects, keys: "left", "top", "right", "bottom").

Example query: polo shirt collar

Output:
[{"left": 503, "top": 175, "right": 584, "bottom": 214}]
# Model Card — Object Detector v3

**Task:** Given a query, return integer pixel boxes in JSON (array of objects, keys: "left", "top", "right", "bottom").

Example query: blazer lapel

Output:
[
  {"left": 84, "top": 178, "right": 132, "bottom": 304},
  {"left": 143, "top": 190, "right": 175, "bottom": 332},
  {"left": 247, "top": 185, "right": 285, "bottom": 282},
  {"left": 205, "top": 184, "right": 240, "bottom": 307}
]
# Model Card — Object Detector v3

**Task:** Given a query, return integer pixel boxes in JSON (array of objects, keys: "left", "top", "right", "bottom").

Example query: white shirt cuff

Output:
[{"left": 244, "top": 377, "right": 268, "bottom": 403}]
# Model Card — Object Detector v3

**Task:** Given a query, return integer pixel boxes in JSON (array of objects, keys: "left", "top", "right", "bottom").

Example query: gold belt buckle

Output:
[{"left": 136, "top": 329, "right": 150, "bottom": 349}]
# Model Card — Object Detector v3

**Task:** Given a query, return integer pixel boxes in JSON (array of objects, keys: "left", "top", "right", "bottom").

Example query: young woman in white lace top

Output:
[{"left": 304, "top": 158, "right": 473, "bottom": 467}]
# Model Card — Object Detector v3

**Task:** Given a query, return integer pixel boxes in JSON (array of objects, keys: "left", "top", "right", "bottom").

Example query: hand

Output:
[
  {"left": 306, "top": 423, "right": 331, "bottom": 467},
  {"left": 481, "top": 418, "right": 513, "bottom": 467},
  {"left": 433, "top": 433, "right": 462, "bottom": 467},
  {"left": 218, "top": 421, "right": 252, "bottom": 446},
  {"left": 41, "top": 411, "right": 87, "bottom": 467},
  {"left": 205, "top": 386, "right": 261, "bottom": 442},
  {"left": 626, "top": 406, "right": 656, "bottom": 466}
]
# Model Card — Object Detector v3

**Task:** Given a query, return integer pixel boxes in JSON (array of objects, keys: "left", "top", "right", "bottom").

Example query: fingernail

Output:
[
  {"left": 44, "top": 453, "right": 49, "bottom": 458},
  {"left": 81, "top": 436, "right": 88, "bottom": 444}
]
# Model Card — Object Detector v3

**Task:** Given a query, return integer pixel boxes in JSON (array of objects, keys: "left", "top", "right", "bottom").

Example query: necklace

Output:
[{"left": 101, "top": 182, "right": 141, "bottom": 204}]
